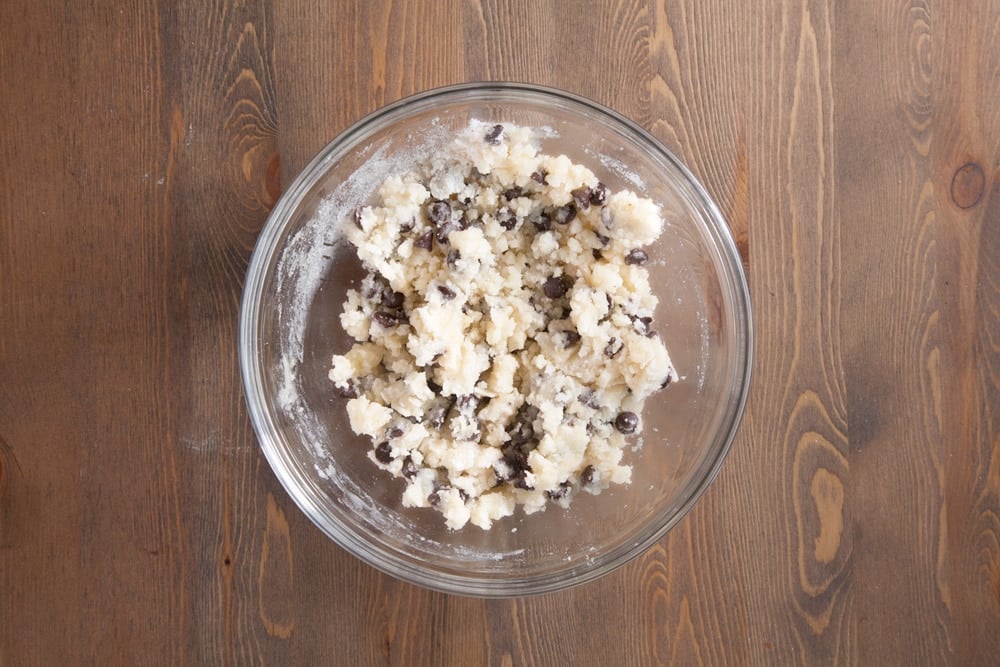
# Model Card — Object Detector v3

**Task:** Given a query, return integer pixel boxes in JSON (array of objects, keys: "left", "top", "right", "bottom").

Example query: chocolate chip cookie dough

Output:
[{"left": 329, "top": 121, "right": 678, "bottom": 529}]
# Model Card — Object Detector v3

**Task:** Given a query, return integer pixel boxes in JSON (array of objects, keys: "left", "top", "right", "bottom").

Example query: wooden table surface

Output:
[{"left": 2, "top": 1, "right": 999, "bottom": 664}]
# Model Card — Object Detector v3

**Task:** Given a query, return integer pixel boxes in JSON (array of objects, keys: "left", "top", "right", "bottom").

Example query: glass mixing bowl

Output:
[{"left": 239, "top": 82, "right": 752, "bottom": 597}]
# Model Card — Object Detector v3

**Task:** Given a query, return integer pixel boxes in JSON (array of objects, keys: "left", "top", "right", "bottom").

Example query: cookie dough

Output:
[{"left": 329, "top": 121, "right": 677, "bottom": 529}]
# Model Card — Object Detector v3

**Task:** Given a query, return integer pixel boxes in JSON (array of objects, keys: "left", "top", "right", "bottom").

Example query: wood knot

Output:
[
  {"left": 950, "top": 162, "right": 985, "bottom": 209},
  {"left": 810, "top": 468, "right": 844, "bottom": 564}
]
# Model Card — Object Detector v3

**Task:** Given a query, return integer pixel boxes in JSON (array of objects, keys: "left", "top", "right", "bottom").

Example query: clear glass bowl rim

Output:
[{"left": 239, "top": 81, "right": 754, "bottom": 597}]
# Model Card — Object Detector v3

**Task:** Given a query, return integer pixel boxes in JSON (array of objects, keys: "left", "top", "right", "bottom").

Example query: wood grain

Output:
[
  {"left": 836, "top": 1, "right": 948, "bottom": 662},
  {"left": 1, "top": 0, "right": 999, "bottom": 664},
  {"left": 158, "top": 2, "right": 284, "bottom": 663},
  {"left": 933, "top": 2, "right": 1000, "bottom": 664}
]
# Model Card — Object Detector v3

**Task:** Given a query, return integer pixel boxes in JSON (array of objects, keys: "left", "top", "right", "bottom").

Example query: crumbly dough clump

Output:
[{"left": 329, "top": 121, "right": 677, "bottom": 529}]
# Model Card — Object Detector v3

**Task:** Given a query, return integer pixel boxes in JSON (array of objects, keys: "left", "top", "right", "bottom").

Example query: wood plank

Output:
[
  {"left": 641, "top": 2, "right": 759, "bottom": 665},
  {"left": 154, "top": 1, "right": 286, "bottom": 664},
  {"left": 834, "top": 0, "right": 948, "bottom": 662},
  {"left": 0, "top": 4, "right": 90, "bottom": 659},
  {"left": 0, "top": 1, "right": 187, "bottom": 663},
  {"left": 740, "top": 0, "right": 854, "bottom": 663},
  {"left": 932, "top": 1, "right": 1000, "bottom": 664}
]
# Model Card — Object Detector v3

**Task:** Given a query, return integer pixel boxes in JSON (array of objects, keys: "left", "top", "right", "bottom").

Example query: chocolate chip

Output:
[
  {"left": 493, "top": 461, "right": 513, "bottom": 483},
  {"left": 500, "top": 441, "right": 531, "bottom": 470},
  {"left": 382, "top": 289, "right": 405, "bottom": 309},
  {"left": 437, "top": 284, "right": 456, "bottom": 300},
  {"left": 352, "top": 206, "right": 364, "bottom": 229},
  {"left": 457, "top": 394, "right": 479, "bottom": 413},
  {"left": 506, "top": 419, "right": 534, "bottom": 447},
  {"left": 600, "top": 207, "right": 612, "bottom": 228},
  {"left": 373, "top": 311, "right": 400, "bottom": 328},
  {"left": 596, "top": 232, "right": 610, "bottom": 246},
  {"left": 427, "top": 403, "right": 448, "bottom": 429},
  {"left": 400, "top": 217, "right": 415, "bottom": 233},
  {"left": 632, "top": 315, "right": 654, "bottom": 337},
  {"left": 513, "top": 476, "right": 534, "bottom": 491},
  {"left": 614, "top": 411, "right": 639, "bottom": 435},
  {"left": 604, "top": 336, "right": 622, "bottom": 358},
  {"left": 427, "top": 200, "right": 452, "bottom": 225},
  {"left": 578, "top": 391, "right": 601, "bottom": 410},
  {"left": 460, "top": 209, "right": 481, "bottom": 230},
  {"left": 502, "top": 441, "right": 531, "bottom": 463},
  {"left": 546, "top": 482, "right": 571, "bottom": 501},
  {"left": 531, "top": 169, "right": 548, "bottom": 184},
  {"left": 561, "top": 330, "right": 581, "bottom": 348},
  {"left": 543, "top": 275, "right": 569, "bottom": 299},
  {"left": 386, "top": 427, "right": 404, "bottom": 439},
  {"left": 580, "top": 465, "right": 596, "bottom": 486},
  {"left": 590, "top": 182, "right": 608, "bottom": 205},
  {"left": 592, "top": 249, "right": 603, "bottom": 261},
  {"left": 334, "top": 381, "right": 358, "bottom": 399},
  {"left": 503, "top": 186, "right": 525, "bottom": 201},
  {"left": 571, "top": 187, "right": 592, "bottom": 209},
  {"left": 497, "top": 434, "right": 535, "bottom": 489},
  {"left": 446, "top": 249, "right": 461, "bottom": 268},
  {"left": 625, "top": 249, "right": 648, "bottom": 265},
  {"left": 553, "top": 204, "right": 577, "bottom": 225},
  {"left": 496, "top": 207, "right": 517, "bottom": 230},
  {"left": 427, "top": 377, "right": 443, "bottom": 394},
  {"left": 484, "top": 124, "right": 504, "bottom": 144},
  {"left": 435, "top": 220, "right": 455, "bottom": 243},
  {"left": 506, "top": 404, "right": 539, "bottom": 446},
  {"left": 402, "top": 456, "right": 418, "bottom": 479},
  {"left": 415, "top": 229, "right": 433, "bottom": 250},
  {"left": 374, "top": 442, "right": 393, "bottom": 464},
  {"left": 533, "top": 211, "right": 552, "bottom": 232}
]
